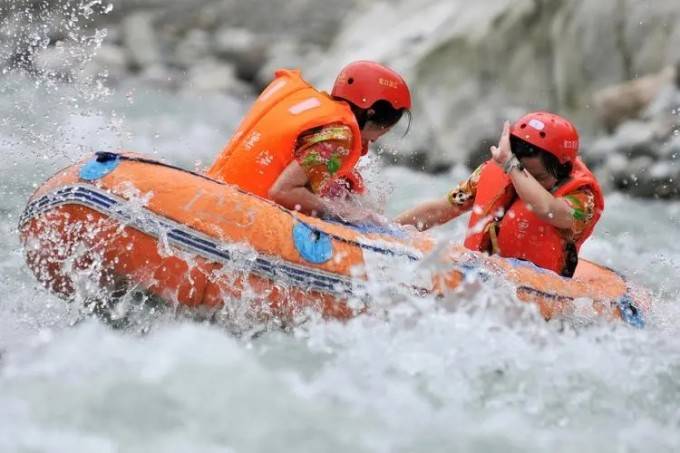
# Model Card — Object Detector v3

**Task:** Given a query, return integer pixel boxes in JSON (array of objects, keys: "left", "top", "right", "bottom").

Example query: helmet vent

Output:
[
  {"left": 520, "top": 124, "right": 527, "bottom": 129},
  {"left": 347, "top": 77, "right": 354, "bottom": 85},
  {"left": 539, "top": 131, "right": 547, "bottom": 138}
]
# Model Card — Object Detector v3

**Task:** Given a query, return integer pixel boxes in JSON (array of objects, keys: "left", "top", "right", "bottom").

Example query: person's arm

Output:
[
  {"left": 268, "top": 160, "right": 331, "bottom": 217},
  {"left": 394, "top": 197, "right": 464, "bottom": 231},
  {"left": 395, "top": 164, "right": 482, "bottom": 231},
  {"left": 492, "top": 122, "right": 574, "bottom": 229},
  {"left": 507, "top": 167, "right": 574, "bottom": 228}
]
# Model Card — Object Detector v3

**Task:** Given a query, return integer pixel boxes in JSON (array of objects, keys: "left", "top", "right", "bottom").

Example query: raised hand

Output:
[{"left": 490, "top": 121, "right": 512, "bottom": 166}]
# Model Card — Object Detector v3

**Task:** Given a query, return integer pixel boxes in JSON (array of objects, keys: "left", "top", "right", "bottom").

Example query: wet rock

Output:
[
  {"left": 585, "top": 136, "right": 619, "bottom": 168},
  {"left": 603, "top": 153, "right": 629, "bottom": 181},
  {"left": 648, "top": 160, "right": 680, "bottom": 198},
  {"left": 453, "top": 106, "right": 525, "bottom": 170},
  {"left": 255, "top": 40, "right": 322, "bottom": 89},
  {"left": 642, "top": 84, "right": 680, "bottom": 120},
  {"left": 138, "top": 63, "right": 180, "bottom": 90},
  {"left": 172, "top": 29, "right": 211, "bottom": 68},
  {"left": 593, "top": 66, "right": 675, "bottom": 132},
  {"left": 214, "top": 27, "right": 268, "bottom": 82},
  {"left": 616, "top": 155, "right": 655, "bottom": 197},
  {"left": 659, "top": 135, "right": 680, "bottom": 160},
  {"left": 183, "top": 59, "right": 252, "bottom": 96},
  {"left": 611, "top": 121, "right": 656, "bottom": 158},
  {"left": 121, "top": 12, "right": 162, "bottom": 70}
]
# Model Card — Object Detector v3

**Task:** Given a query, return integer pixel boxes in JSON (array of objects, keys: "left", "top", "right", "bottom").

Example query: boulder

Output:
[
  {"left": 642, "top": 84, "right": 680, "bottom": 120},
  {"left": 255, "top": 40, "right": 323, "bottom": 89},
  {"left": 648, "top": 160, "right": 680, "bottom": 198},
  {"left": 121, "top": 12, "right": 162, "bottom": 70},
  {"left": 183, "top": 59, "right": 252, "bottom": 96},
  {"left": 593, "top": 66, "right": 675, "bottom": 132},
  {"left": 172, "top": 29, "right": 212, "bottom": 68},
  {"left": 214, "top": 27, "right": 268, "bottom": 82},
  {"left": 618, "top": 155, "right": 655, "bottom": 196},
  {"left": 658, "top": 134, "right": 680, "bottom": 160},
  {"left": 610, "top": 120, "right": 657, "bottom": 158},
  {"left": 584, "top": 136, "right": 620, "bottom": 168}
]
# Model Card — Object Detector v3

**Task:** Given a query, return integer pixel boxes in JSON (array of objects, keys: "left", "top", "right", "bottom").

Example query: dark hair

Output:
[
  {"left": 510, "top": 135, "right": 572, "bottom": 181},
  {"left": 348, "top": 100, "right": 408, "bottom": 132}
]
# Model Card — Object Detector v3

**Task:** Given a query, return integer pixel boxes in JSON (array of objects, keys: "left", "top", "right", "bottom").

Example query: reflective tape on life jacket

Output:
[
  {"left": 207, "top": 69, "right": 363, "bottom": 199},
  {"left": 464, "top": 158, "right": 604, "bottom": 276}
]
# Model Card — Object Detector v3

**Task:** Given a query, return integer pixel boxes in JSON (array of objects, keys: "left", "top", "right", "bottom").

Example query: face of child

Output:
[
  {"left": 519, "top": 155, "right": 558, "bottom": 190},
  {"left": 360, "top": 121, "right": 391, "bottom": 145}
]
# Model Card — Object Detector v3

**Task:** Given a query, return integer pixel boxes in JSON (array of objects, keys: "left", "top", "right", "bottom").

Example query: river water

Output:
[{"left": 1, "top": 76, "right": 680, "bottom": 452}]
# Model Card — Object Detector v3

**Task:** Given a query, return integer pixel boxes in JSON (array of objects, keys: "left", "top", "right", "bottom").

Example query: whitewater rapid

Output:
[{"left": 1, "top": 79, "right": 680, "bottom": 453}]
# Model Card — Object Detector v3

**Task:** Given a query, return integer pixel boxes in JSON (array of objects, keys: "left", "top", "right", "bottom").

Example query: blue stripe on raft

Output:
[{"left": 19, "top": 185, "right": 359, "bottom": 297}]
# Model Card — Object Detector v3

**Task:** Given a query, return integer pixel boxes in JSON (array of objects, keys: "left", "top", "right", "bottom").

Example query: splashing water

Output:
[{"left": 2, "top": 3, "right": 680, "bottom": 452}]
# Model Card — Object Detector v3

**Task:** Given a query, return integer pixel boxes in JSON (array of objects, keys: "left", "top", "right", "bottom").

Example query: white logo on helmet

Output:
[{"left": 528, "top": 119, "right": 545, "bottom": 131}]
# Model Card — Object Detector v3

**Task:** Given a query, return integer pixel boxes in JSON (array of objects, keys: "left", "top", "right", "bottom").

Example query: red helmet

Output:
[
  {"left": 331, "top": 60, "right": 411, "bottom": 111},
  {"left": 510, "top": 112, "right": 579, "bottom": 164}
]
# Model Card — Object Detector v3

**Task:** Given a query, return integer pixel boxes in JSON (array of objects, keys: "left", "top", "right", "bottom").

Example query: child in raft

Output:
[
  {"left": 207, "top": 61, "right": 411, "bottom": 222},
  {"left": 395, "top": 112, "right": 604, "bottom": 277}
]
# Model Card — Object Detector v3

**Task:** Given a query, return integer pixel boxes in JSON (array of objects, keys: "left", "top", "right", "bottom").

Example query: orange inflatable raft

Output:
[{"left": 19, "top": 152, "right": 649, "bottom": 327}]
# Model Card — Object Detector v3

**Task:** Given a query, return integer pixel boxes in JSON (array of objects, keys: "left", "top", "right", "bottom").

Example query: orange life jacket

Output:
[
  {"left": 207, "top": 69, "right": 364, "bottom": 199},
  {"left": 463, "top": 158, "right": 604, "bottom": 276}
]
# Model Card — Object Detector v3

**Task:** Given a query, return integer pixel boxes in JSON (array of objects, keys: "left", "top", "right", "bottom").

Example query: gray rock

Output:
[
  {"left": 255, "top": 40, "right": 323, "bottom": 89},
  {"left": 649, "top": 160, "right": 680, "bottom": 198},
  {"left": 642, "top": 84, "right": 680, "bottom": 120},
  {"left": 183, "top": 59, "right": 252, "bottom": 96},
  {"left": 603, "top": 153, "right": 629, "bottom": 181},
  {"left": 617, "top": 155, "right": 655, "bottom": 197},
  {"left": 138, "top": 63, "right": 180, "bottom": 90},
  {"left": 593, "top": 66, "right": 675, "bottom": 131},
  {"left": 172, "top": 29, "right": 211, "bottom": 68},
  {"left": 658, "top": 134, "right": 680, "bottom": 160},
  {"left": 214, "top": 27, "right": 268, "bottom": 82},
  {"left": 611, "top": 121, "right": 657, "bottom": 158},
  {"left": 122, "top": 12, "right": 162, "bottom": 70},
  {"left": 583, "top": 136, "right": 619, "bottom": 168},
  {"left": 649, "top": 160, "right": 673, "bottom": 179}
]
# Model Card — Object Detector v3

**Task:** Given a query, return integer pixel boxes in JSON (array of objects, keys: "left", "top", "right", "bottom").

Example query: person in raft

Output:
[
  {"left": 395, "top": 112, "right": 604, "bottom": 278},
  {"left": 207, "top": 60, "right": 411, "bottom": 221}
]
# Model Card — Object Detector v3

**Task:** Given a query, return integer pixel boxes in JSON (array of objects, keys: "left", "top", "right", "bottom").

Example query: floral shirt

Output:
[
  {"left": 448, "top": 164, "right": 596, "bottom": 241},
  {"left": 294, "top": 123, "right": 355, "bottom": 195}
]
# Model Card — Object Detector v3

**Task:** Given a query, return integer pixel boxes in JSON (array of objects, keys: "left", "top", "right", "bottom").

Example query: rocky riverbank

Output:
[{"left": 2, "top": 0, "right": 680, "bottom": 198}]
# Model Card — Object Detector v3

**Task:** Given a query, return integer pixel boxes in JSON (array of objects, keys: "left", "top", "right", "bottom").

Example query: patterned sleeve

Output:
[
  {"left": 560, "top": 188, "right": 597, "bottom": 239},
  {"left": 447, "top": 164, "right": 484, "bottom": 212},
  {"left": 294, "top": 124, "right": 354, "bottom": 194}
]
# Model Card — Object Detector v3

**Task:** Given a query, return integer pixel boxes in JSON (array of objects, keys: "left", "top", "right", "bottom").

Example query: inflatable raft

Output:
[{"left": 19, "top": 152, "right": 649, "bottom": 327}]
